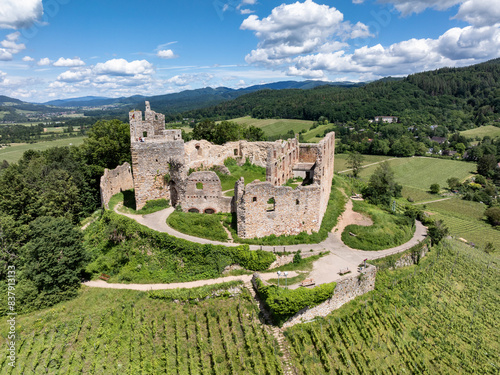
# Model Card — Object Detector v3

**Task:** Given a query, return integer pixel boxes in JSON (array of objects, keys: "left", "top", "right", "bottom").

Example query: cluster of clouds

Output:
[
  {"left": 0, "top": 0, "right": 43, "bottom": 29},
  {"left": 241, "top": 0, "right": 500, "bottom": 80}
]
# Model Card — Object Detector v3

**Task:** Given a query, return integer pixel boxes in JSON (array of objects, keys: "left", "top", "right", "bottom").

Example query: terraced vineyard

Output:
[
  {"left": 284, "top": 241, "right": 499, "bottom": 374},
  {"left": 0, "top": 289, "right": 283, "bottom": 375}
]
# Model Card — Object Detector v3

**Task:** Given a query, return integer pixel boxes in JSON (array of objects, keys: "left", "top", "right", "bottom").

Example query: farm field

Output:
[
  {"left": 424, "top": 197, "right": 500, "bottom": 249},
  {"left": 285, "top": 240, "right": 500, "bottom": 374},
  {"left": 334, "top": 154, "right": 395, "bottom": 173},
  {"left": 229, "top": 116, "right": 314, "bottom": 137},
  {"left": 357, "top": 157, "right": 475, "bottom": 191},
  {"left": 0, "top": 136, "right": 85, "bottom": 164},
  {"left": 0, "top": 288, "right": 283, "bottom": 375},
  {"left": 460, "top": 125, "right": 500, "bottom": 139}
]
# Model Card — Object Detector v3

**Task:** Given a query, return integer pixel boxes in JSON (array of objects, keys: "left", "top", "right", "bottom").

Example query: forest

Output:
[{"left": 177, "top": 58, "right": 500, "bottom": 127}]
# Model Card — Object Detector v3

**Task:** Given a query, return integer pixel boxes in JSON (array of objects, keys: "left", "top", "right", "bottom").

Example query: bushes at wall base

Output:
[{"left": 254, "top": 278, "right": 336, "bottom": 325}]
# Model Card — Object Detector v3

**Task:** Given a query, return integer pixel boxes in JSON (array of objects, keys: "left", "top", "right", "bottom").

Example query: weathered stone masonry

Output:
[
  {"left": 100, "top": 162, "right": 134, "bottom": 209},
  {"left": 122, "top": 102, "right": 336, "bottom": 239}
]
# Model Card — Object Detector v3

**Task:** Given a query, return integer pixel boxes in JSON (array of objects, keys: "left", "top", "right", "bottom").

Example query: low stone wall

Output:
[
  {"left": 393, "top": 244, "right": 429, "bottom": 269},
  {"left": 100, "top": 162, "right": 134, "bottom": 209},
  {"left": 267, "top": 250, "right": 325, "bottom": 270},
  {"left": 281, "top": 266, "right": 377, "bottom": 328}
]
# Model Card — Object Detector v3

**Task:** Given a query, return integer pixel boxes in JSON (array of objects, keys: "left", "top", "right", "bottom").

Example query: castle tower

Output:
[{"left": 130, "top": 102, "right": 186, "bottom": 209}]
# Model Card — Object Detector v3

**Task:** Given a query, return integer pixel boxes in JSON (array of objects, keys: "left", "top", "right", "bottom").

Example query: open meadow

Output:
[
  {"left": 460, "top": 125, "right": 500, "bottom": 140},
  {"left": 229, "top": 116, "right": 314, "bottom": 138},
  {"left": 0, "top": 137, "right": 85, "bottom": 164}
]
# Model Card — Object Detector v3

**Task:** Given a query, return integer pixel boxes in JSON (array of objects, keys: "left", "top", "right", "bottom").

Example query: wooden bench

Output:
[
  {"left": 339, "top": 268, "right": 351, "bottom": 276},
  {"left": 99, "top": 273, "right": 110, "bottom": 281},
  {"left": 300, "top": 278, "right": 315, "bottom": 287}
]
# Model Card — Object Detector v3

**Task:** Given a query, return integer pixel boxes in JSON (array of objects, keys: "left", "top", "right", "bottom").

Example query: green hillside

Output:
[{"left": 285, "top": 240, "right": 499, "bottom": 374}]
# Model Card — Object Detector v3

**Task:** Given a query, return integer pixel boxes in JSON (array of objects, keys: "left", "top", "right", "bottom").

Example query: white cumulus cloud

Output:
[
  {"left": 376, "top": 0, "right": 463, "bottom": 16},
  {"left": 454, "top": 0, "right": 500, "bottom": 27},
  {"left": 157, "top": 49, "right": 177, "bottom": 59},
  {"left": 37, "top": 57, "right": 51, "bottom": 66},
  {"left": 0, "top": 32, "right": 25, "bottom": 60},
  {"left": 94, "top": 58, "right": 154, "bottom": 76},
  {"left": 22, "top": 56, "right": 34, "bottom": 62},
  {"left": 241, "top": 0, "right": 372, "bottom": 66},
  {"left": 0, "top": 0, "right": 43, "bottom": 29},
  {"left": 53, "top": 57, "right": 86, "bottom": 67}
]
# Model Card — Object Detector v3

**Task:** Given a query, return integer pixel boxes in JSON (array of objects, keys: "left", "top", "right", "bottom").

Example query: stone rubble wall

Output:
[
  {"left": 184, "top": 171, "right": 226, "bottom": 213},
  {"left": 281, "top": 265, "right": 377, "bottom": 329},
  {"left": 100, "top": 162, "right": 134, "bottom": 209},
  {"left": 266, "top": 137, "right": 300, "bottom": 186},
  {"left": 236, "top": 132, "right": 335, "bottom": 239},
  {"left": 267, "top": 250, "right": 326, "bottom": 270},
  {"left": 393, "top": 244, "right": 429, "bottom": 269},
  {"left": 236, "top": 182, "right": 322, "bottom": 238},
  {"left": 184, "top": 140, "right": 271, "bottom": 170},
  {"left": 131, "top": 140, "right": 186, "bottom": 209}
]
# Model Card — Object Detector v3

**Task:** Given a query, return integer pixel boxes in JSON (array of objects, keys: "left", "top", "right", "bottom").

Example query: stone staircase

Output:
[{"left": 244, "top": 282, "right": 297, "bottom": 375}]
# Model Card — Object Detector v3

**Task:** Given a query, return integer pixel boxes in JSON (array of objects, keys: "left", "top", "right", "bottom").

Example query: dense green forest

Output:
[{"left": 178, "top": 58, "right": 500, "bottom": 127}]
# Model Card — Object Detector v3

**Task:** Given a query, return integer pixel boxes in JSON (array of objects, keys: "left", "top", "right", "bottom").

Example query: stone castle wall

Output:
[
  {"left": 184, "top": 171, "right": 231, "bottom": 213},
  {"left": 184, "top": 139, "right": 271, "bottom": 170},
  {"left": 266, "top": 137, "right": 300, "bottom": 185},
  {"left": 100, "top": 162, "right": 134, "bottom": 209},
  {"left": 236, "top": 132, "right": 335, "bottom": 239},
  {"left": 236, "top": 182, "right": 322, "bottom": 238},
  {"left": 280, "top": 265, "right": 377, "bottom": 329}
]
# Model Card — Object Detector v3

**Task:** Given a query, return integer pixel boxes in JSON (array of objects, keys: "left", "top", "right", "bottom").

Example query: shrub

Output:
[
  {"left": 293, "top": 251, "right": 302, "bottom": 264},
  {"left": 485, "top": 207, "right": 500, "bottom": 226},
  {"left": 430, "top": 183, "right": 440, "bottom": 194},
  {"left": 254, "top": 278, "right": 336, "bottom": 325}
]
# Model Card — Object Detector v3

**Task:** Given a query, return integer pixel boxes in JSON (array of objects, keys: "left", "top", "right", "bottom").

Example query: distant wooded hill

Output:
[
  {"left": 42, "top": 80, "right": 358, "bottom": 113},
  {"left": 178, "top": 58, "right": 500, "bottom": 127}
]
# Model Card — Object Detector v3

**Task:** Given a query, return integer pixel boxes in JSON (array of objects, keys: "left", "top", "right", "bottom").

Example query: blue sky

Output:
[{"left": 0, "top": 0, "right": 499, "bottom": 102}]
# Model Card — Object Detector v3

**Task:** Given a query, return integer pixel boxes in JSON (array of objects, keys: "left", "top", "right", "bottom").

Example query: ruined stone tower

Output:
[{"left": 130, "top": 102, "right": 186, "bottom": 209}]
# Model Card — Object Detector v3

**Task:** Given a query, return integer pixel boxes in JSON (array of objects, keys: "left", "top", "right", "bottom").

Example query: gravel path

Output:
[
  {"left": 88, "top": 196, "right": 427, "bottom": 290},
  {"left": 83, "top": 271, "right": 298, "bottom": 291}
]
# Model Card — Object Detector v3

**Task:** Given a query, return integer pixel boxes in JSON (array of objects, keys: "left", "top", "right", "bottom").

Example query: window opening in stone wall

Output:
[
  {"left": 196, "top": 182, "right": 203, "bottom": 190},
  {"left": 188, "top": 208, "right": 199, "bottom": 213},
  {"left": 267, "top": 197, "right": 275, "bottom": 212},
  {"left": 253, "top": 197, "right": 257, "bottom": 202},
  {"left": 196, "top": 145, "right": 202, "bottom": 156},
  {"left": 143, "top": 131, "right": 147, "bottom": 138},
  {"left": 234, "top": 149, "right": 238, "bottom": 156},
  {"left": 296, "top": 199, "right": 300, "bottom": 205},
  {"left": 204, "top": 208, "right": 215, "bottom": 214}
]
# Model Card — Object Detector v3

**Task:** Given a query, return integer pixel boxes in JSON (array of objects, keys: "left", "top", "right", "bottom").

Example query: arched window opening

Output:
[{"left": 267, "top": 197, "right": 275, "bottom": 212}]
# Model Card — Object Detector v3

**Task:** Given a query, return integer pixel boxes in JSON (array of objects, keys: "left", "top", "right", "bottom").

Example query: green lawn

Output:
[
  {"left": 216, "top": 159, "right": 267, "bottom": 191},
  {"left": 357, "top": 157, "right": 475, "bottom": 191},
  {"left": 341, "top": 200, "right": 415, "bottom": 250},
  {"left": 229, "top": 116, "right": 314, "bottom": 137},
  {"left": 460, "top": 125, "right": 500, "bottom": 139},
  {"left": 0, "top": 136, "right": 86, "bottom": 164}
]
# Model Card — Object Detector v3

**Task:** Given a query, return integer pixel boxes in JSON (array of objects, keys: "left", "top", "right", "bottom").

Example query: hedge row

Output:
[{"left": 254, "top": 277, "right": 336, "bottom": 325}]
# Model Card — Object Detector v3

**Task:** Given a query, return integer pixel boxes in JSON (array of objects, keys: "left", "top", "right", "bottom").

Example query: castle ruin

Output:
[{"left": 102, "top": 102, "right": 335, "bottom": 239}]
